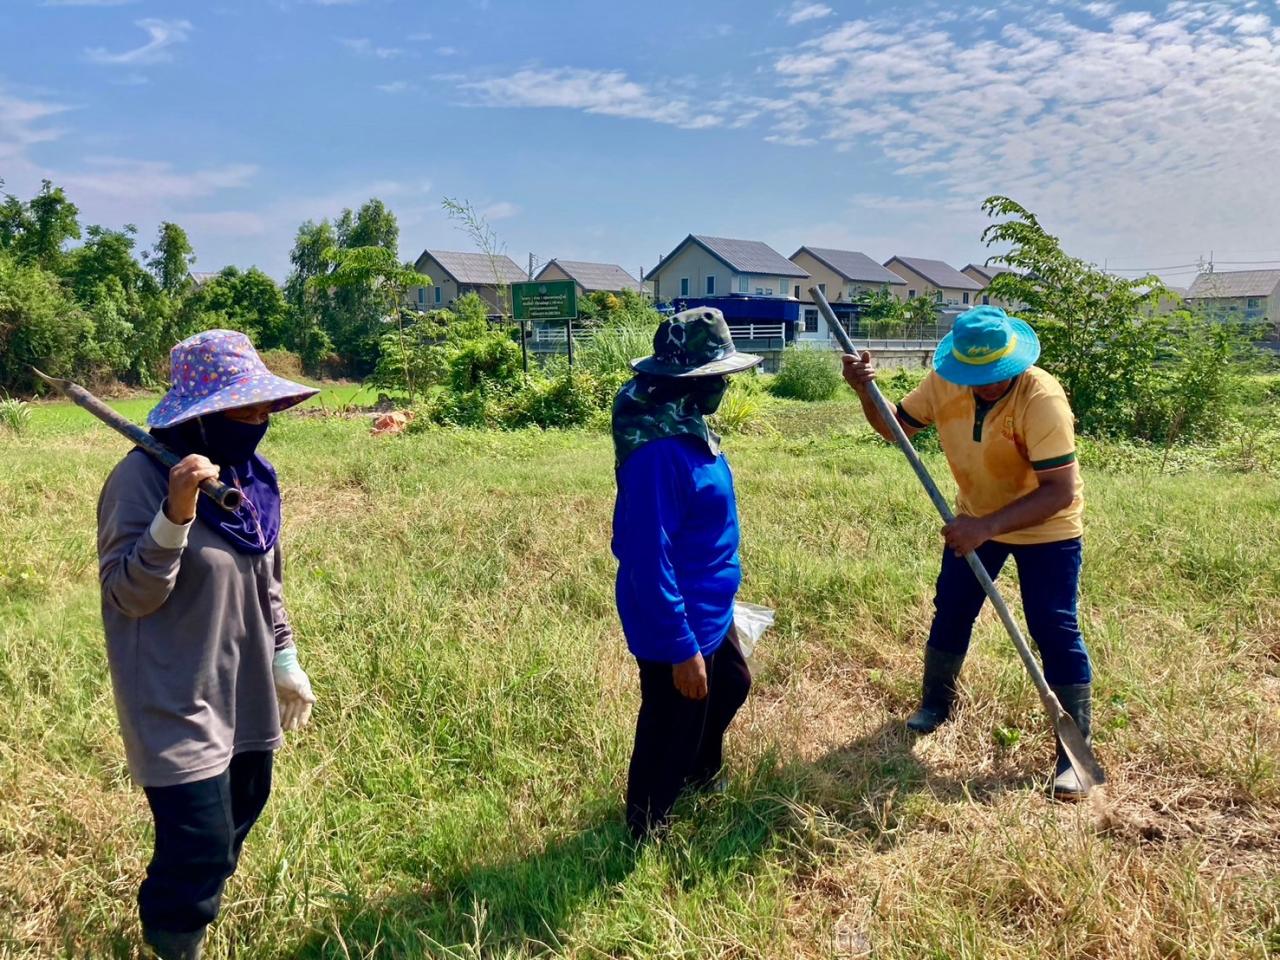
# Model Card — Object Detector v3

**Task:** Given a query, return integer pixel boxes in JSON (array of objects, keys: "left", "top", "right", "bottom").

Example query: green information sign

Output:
[{"left": 512, "top": 280, "right": 578, "bottom": 322}]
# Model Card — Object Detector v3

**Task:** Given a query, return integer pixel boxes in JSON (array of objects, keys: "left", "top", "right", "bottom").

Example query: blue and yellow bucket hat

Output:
[{"left": 933, "top": 306, "right": 1040, "bottom": 386}]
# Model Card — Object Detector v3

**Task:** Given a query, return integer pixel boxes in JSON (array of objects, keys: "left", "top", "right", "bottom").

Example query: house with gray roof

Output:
[
  {"left": 962, "top": 263, "right": 1025, "bottom": 310},
  {"left": 790, "top": 246, "right": 907, "bottom": 303},
  {"left": 1186, "top": 269, "right": 1280, "bottom": 333},
  {"left": 535, "top": 259, "right": 647, "bottom": 297},
  {"left": 411, "top": 249, "right": 528, "bottom": 316},
  {"left": 885, "top": 256, "right": 984, "bottom": 308},
  {"left": 645, "top": 234, "right": 808, "bottom": 303}
]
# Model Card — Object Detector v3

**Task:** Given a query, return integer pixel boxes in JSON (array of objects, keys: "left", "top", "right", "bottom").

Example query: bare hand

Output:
[
  {"left": 842, "top": 351, "right": 876, "bottom": 393},
  {"left": 942, "top": 515, "right": 994, "bottom": 556},
  {"left": 672, "top": 652, "right": 708, "bottom": 700},
  {"left": 166, "top": 454, "right": 220, "bottom": 524}
]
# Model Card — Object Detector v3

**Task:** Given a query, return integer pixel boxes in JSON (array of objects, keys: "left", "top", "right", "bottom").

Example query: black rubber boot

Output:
[
  {"left": 905, "top": 647, "right": 966, "bottom": 734},
  {"left": 143, "top": 926, "right": 205, "bottom": 960},
  {"left": 1050, "top": 683, "right": 1102, "bottom": 802}
]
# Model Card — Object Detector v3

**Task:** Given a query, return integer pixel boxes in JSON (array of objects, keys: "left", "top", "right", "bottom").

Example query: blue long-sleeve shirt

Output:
[{"left": 611, "top": 435, "right": 742, "bottom": 663}]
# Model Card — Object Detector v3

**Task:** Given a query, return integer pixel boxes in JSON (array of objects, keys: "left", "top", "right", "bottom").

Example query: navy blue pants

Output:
[
  {"left": 927, "top": 537, "right": 1092, "bottom": 686},
  {"left": 139, "top": 750, "right": 273, "bottom": 934}
]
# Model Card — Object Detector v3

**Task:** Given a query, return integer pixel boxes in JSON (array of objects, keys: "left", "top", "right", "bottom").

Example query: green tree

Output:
[
  {"left": 855, "top": 288, "right": 905, "bottom": 336},
  {"left": 283, "top": 219, "right": 338, "bottom": 369},
  {"left": 6, "top": 180, "right": 81, "bottom": 269},
  {"left": 145, "top": 221, "right": 196, "bottom": 295},
  {"left": 902, "top": 294, "right": 939, "bottom": 333},
  {"left": 981, "top": 195, "right": 1251, "bottom": 440},
  {"left": 336, "top": 198, "right": 399, "bottom": 252},
  {"left": 0, "top": 189, "right": 25, "bottom": 251},
  {"left": 64, "top": 224, "right": 152, "bottom": 303},
  {"left": 0, "top": 250, "right": 91, "bottom": 392},
  {"left": 187, "top": 267, "right": 290, "bottom": 348},
  {"left": 309, "top": 244, "right": 429, "bottom": 391}
]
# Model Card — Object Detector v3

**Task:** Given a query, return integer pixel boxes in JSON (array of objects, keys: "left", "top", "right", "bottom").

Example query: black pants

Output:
[
  {"left": 139, "top": 750, "right": 273, "bottom": 934},
  {"left": 626, "top": 631, "right": 752, "bottom": 839}
]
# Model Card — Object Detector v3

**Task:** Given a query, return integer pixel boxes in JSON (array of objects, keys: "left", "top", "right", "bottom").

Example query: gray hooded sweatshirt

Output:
[{"left": 97, "top": 450, "right": 293, "bottom": 787}]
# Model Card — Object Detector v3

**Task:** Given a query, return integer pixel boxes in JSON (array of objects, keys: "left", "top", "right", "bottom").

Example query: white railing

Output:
[
  {"left": 531, "top": 327, "right": 598, "bottom": 344},
  {"left": 727, "top": 322, "right": 785, "bottom": 341},
  {"left": 801, "top": 337, "right": 941, "bottom": 351}
]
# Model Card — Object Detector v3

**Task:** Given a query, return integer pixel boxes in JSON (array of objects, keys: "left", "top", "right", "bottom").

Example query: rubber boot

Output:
[
  {"left": 905, "top": 647, "right": 965, "bottom": 734},
  {"left": 143, "top": 926, "right": 205, "bottom": 960},
  {"left": 1050, "top": 683, "right": 1102, "bottom": 802}
]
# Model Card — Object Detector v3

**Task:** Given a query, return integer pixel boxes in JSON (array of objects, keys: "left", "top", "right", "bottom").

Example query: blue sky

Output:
[{"left": 3, "top": 0, "right": 1279, "bottom": 289}]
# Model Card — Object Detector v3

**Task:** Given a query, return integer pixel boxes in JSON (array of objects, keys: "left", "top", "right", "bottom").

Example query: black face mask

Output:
[
  {"left": 689, "top": 376, "right": 729, "bottom": 415},
  {"left": 197, "top": 414, "right": 269, "bottom": 464}
]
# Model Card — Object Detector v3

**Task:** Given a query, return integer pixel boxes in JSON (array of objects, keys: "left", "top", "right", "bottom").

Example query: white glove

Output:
[{"left": 272, "top": 648, "right": 316, "bottom": 732}]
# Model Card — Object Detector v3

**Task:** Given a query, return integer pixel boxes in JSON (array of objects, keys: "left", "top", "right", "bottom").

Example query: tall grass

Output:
[
  {"left": 0, "top": 396, "right": 1277, "bottom": 958},
  {"left": 0, "top": 396, "right": 31, "bottom": 434},
  {"left": 576, "top": 324, "right": 655, "bottom": 377}
]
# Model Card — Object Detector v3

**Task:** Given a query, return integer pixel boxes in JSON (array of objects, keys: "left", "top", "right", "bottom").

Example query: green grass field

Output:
[{"left": 1, "top": 393, "right": 1278, "bottom": 958}]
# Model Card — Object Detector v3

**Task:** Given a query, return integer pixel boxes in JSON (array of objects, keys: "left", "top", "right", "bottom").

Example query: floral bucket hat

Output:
[{"left": 147, "top": 329, "right": 320, "bottom": 428}]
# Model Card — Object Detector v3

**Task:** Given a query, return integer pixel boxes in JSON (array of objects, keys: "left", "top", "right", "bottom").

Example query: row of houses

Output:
[
  {"left": 407, "top": 235, "right": 1280, "bottom": 370},
  {"left": 409, "top": 236, "right": 1017, "bottom": 316}
]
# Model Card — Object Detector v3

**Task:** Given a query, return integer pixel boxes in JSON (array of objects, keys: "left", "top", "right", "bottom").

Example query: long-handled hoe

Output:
[{"left": 809, "top": 288, "right": 1106, "bottom": 794}]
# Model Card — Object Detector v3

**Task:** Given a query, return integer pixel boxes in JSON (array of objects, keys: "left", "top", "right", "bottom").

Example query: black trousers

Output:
[
  {"left": 626, "top": 631, "right": 752, "bottom": 839},
  {"left": 139, "top": 750, "right": 273, "bottom": 934}
]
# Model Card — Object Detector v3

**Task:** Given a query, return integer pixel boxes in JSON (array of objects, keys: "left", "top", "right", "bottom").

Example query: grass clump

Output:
[
  {"left": 769, "top": 347, "right": 843, "bottom": 401},
  {"left": 0, "top": 396, "right": 32, "bottom": 434}
]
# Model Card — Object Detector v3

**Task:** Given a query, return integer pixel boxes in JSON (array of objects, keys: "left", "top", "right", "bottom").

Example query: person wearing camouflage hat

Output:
[{"left": 610, "top": 307, "right": 761, "bottom": 840}]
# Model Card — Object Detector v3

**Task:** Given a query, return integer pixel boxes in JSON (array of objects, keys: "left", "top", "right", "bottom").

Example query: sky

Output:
[{"left": 3, "top": 0, "right": 1280, "bottom": 290}]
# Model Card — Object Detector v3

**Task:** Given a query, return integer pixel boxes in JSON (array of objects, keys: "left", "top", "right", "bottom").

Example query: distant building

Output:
[
  {"left": 1186, "top": 269, "right": 1280, "bottom": 335},
  {"left": 788, "top": 246, "right": 907, "bottom": 343},
  {"left": 188, "top": 271, "right": 223, "bottom": 289},
  {"left": 411, "top": 249, "right": 528, "bottom": 316},
  {"left": 534, "top": 259, "right": 647, "bottom": 298},
  {"left": 885, "top": 256, "right": 983, "bottom": 308},
  {"left": 645, "top": 234, "right": 808, "bottom": 303},
  {"left": 645, "top": 235, "right": 810, "bottom": 372},
  {"left": 790, "top": 246, "right": 907, "bottom": 302},
  {"left": 962, "top": 263, "right": 1023, "bottom": 310}
]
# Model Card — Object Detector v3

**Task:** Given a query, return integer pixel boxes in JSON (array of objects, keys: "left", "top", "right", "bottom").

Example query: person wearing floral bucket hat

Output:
[
  {"left": 610, "top": 307, "right": 762, "bottom": 840},
  {"left": 96, "top": 330, "right": 320, "bottom": 959},
  {"left": 842, "top": 306, "right": 1103, "bottom": 801}
]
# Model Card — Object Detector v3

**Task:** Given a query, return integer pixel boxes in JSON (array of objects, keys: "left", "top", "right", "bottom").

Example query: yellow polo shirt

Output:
[{"left": 897, "top": 366, "right": 1083, "bottom": 545}]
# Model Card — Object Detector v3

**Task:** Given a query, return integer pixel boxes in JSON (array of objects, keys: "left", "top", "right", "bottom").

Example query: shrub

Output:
[
  {"left": 446, "top": 332, "right": 523, "bottom": 393},
  {"left": 769, "top": 347, "right": 843, "bottom": 401},
  {"left": 507, "top": 372, "right": 600, "bottom": 429},
  {"left": 710, "top": 384, "right": 765, "bottom": 434},
  {"left": 0, "top": 397, "right": 31, "bottom": 435},
  {"left": 259, "top": 348, "right": 304, "bottom": 379}
]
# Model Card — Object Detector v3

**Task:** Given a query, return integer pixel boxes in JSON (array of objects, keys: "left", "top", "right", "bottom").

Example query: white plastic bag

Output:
[{"left": 733, "top": 601, "right": 775, "bottom": 662}]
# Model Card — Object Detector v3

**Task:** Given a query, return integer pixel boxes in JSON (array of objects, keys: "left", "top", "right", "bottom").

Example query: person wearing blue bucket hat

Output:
[
  {"left": 97, "top": 330, "right": 320, "bottom": 959},
  {"left": 843, "top": 306, "right": 1103, "bottom": 801}
]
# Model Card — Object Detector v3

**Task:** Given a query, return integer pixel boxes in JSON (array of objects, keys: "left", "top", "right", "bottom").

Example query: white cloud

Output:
[
  {"left": 376, "top": 80, "right": 414, "bottom": 94},
  {"left": 435, "top": 46, "right": 459, "bottom": 57},
  {"left": 785, "top": 2, "right": 834, "bottom": 25},
  {"left": 458, "top": 67, "right": 723, "bottom": 130},
  {"left": 55, "top": 158, "right": 257, "bottom": 201},
  {"left": 768, "top": 3, "right": 1280, "bottom": 268},
  {"left": 43, "top": 0, "right": 139, "bottom": 6},
  {"left": 480, "top": 201, "right": 519, "bottom": 221},
  {"left": 0, "top": 87, "right": 72, "bottom": 162},
  {"left": 339, "top": 37, "right": 405, "bottom": 59},
  {"left": 85, "top": 19, "right": 192, "bottom": 65}
]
